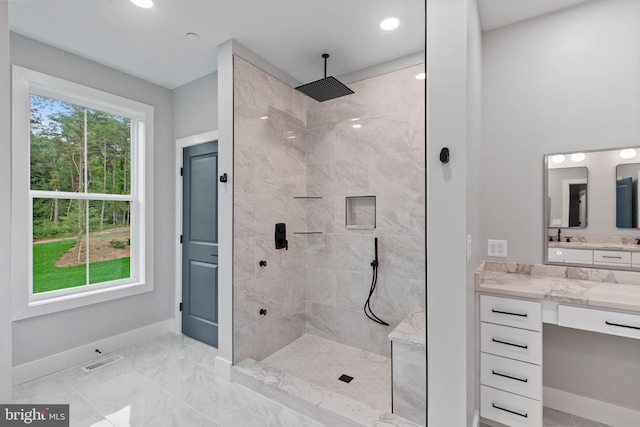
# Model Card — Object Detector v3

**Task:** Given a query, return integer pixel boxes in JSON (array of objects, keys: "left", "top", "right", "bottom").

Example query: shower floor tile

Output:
[{"left": 260, "top": 334, "right": 391, "bottom": 411}]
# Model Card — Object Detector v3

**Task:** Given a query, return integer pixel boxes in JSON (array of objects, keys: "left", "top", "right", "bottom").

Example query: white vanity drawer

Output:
[
  {"left": 632, "top": 252, "right": 640, "bottom": 267},
  {"left": 593, "top": 250, "right": 631, "bottom": 265},
  {"left": 480, "top": 385, "right": 542, "bottom": 427},
  {"left": 481, "top": 323, "right": 542, "bottom": 365},
  {"left": 559, "top": 305, "right": 640, "bottom": 340},
  {"left": 547, "top": 248, "right": 592, "bottom": 264},
  {"left": 480, "top": 295, "right": 541, "bottom": 331},
  {"left": 480, "top": 353, "right": 541, "bottom": 400}
]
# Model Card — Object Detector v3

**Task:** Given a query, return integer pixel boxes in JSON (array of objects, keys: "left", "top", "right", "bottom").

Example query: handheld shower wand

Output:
[{"left": 364, "top": 238, "right": 389, "bottom": 326}]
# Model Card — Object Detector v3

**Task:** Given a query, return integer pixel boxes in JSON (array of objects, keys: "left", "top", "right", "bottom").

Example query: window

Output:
[{"left": 12, "top": 66, "right": 154, "bottom": 319}]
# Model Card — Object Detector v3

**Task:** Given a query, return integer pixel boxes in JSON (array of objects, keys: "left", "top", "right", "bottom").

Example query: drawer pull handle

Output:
[
  {"left": 606, "top": 321, "right": 640, "bottom": 330},
  {"left": 602, "top": 255, "right": 623, "bottom": 259},
  {"left": 492, "top": 338, "right": 528, "bottom": 349},
  {"left": 492, "top": 369, "right": 528, "bottom": 383},
  {"left": 492, "top": 403, "right": 528, "bottom": 418},
  {"left": 491, "top": 309, "right": 528, "bottom": 317}
]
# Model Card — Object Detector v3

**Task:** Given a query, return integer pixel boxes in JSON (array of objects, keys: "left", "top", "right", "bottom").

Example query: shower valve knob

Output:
[
  {"left": 259, "top": 308, "right": 267, "bottom": 316},
  {"left": 259, "top": 260, "right": 267, "bottom": 267}
]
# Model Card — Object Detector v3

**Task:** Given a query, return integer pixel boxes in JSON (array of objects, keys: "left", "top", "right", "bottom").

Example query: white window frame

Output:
[{"left": 11, "top": 66, "right": 154, "bottom": 320}]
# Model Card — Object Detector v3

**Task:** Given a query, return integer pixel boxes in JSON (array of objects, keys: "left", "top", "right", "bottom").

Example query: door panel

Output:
[
  {"left": 189, "top": 261, "right": 218, "bottom": 322},
  {"left": 182, "top": 141, "right": 218, "bottom": 347}
]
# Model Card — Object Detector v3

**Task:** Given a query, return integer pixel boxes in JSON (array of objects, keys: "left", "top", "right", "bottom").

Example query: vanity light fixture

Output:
[
  {"left": 259, "top": 116, "right": 268, "bottom": 120},
  {"left": 130, "top": 0, "right": 153, "bottom": 8},
  {"left": 415, "top": 73, "right": 426, "bottom": 80},
  {"left": 352, "top": 124, "right": 362, "bottom": 129},
  {"left": 620, "top": 148, "right": 637, "bottom": 159},
  {"left": 570, "top": 152, "right": 585, "bottom": 162},
  {"left": 350, "top": 118, "right": 360, "bottom": 121},
  {"left": 380, "top": 17, "right": 400, "bottom": 31},
  {"left": 551, "top": 154, "right": 566, "bottom": 164}
]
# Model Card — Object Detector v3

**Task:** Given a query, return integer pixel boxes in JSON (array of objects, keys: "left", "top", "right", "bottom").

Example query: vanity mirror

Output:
[{"left": 544, "top": 147, "right": 640, "bottom": 269}]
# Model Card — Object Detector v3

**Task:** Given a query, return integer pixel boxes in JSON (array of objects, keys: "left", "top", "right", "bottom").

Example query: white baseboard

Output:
[
  {"left": 215, "top": 356, "right": 232, "bottom": 380},
  {"left": 13, "top": 319, "right": 174, "bottom": 386},
  {"left": 544, "top": 386, "right": 640, "bottom": 427}
]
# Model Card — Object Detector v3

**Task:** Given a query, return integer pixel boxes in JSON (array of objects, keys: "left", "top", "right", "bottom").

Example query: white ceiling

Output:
[
  {"left": 8, "top": 0, "right": 425, "bottom": 89},
  {"left": 478, "top": 0, "right": 593, "bottom": 32}
]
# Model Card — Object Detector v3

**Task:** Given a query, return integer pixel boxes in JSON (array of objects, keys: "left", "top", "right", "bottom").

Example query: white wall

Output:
[
  {"left": 10, "top": 33, "right": 175, "bottom": 365},
  {"left": 482, "top": 0, "right": 640, "bottom": 263},
  {"left": 482, "top": 0, "right": 640, "bottom": 414},
  {"left": 173, "top": 71, "right": 218, "bottom": 140},
  {"left": 0, "top": 3, "right": 12, "bottom": 401},
  {"left": 427, "top": 0, "right": 470, "bottom": 424},
  {"left": 467, "top": 0, "right": 482, "bottom": 422}
]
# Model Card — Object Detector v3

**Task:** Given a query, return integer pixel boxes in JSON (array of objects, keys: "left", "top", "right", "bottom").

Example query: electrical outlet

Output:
[
  {"left": 488, "top": 239, "right": 507, "bottom": 258},
  {"left": 467, "top": 234, "right": 472, "bottom": 262}
]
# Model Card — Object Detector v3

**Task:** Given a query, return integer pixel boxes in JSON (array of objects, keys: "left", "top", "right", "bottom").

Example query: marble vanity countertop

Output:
[
  {"left": 548, "top": 241, "right": 640, "bottom": 251},
  {"left": 388, "top": 306, "right": 425, "bottom": 349},
  {"left": 475, "top": 260, "right": 640, "bottom": 313}
]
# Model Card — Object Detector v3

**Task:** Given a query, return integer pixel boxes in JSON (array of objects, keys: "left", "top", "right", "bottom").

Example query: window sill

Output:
[{"left": 13, "top": 280, "right": 154, "bottom": 321}]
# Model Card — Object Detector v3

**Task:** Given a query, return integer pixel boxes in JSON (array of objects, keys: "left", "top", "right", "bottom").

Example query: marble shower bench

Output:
[{"left": 388, "top": 306, "right": 426, "bottom": 426}]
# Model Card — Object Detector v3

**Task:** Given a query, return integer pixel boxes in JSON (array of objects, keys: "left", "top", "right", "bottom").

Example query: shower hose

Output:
[{"left": 364, "top": 258, "right": 389, "bottom": 326}]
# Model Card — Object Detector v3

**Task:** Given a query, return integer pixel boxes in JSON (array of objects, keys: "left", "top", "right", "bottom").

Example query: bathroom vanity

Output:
[{"left": 476, "top": 260, "right": 640, "bottom": 427}]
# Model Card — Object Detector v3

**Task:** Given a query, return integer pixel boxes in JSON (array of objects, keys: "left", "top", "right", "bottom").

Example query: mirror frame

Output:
[{"left": 544, "top": 147, "right": 640, "bottom": 270}]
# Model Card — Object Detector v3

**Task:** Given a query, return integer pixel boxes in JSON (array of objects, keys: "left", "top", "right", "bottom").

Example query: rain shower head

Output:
[{"left": 295, "top": 54, "right": 354, "bottom": 102}]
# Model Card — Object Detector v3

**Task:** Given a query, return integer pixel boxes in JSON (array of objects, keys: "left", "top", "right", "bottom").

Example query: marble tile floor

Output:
[
  {"left": 11, "top": 333, "right": 325, "bottom": 427},
  {"left": 260, "top": 334, "right": 391, "bottom": 412},
  {"left": 480, "top": 407, "right": 611, "bottom": 427}
]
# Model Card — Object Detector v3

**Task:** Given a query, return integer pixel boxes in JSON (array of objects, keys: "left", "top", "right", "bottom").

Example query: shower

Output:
[{"left": 295, "top": 53, "right": 354, "bottom": 102}]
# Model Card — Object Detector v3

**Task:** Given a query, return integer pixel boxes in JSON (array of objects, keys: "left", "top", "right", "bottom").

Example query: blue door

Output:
[
  {"left": 182, "top": 141, "right": 218, "bottom": 347},
  {"left": 616, "top": 177, "right": 633, "bottom": 228}
]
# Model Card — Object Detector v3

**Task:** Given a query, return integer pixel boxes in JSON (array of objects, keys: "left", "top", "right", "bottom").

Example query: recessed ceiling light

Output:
[
  {"left": 186, "top": 33, "right": 200, "bottom": 41},
  {"left": 570, "top": 153, "right": 585, "bottom": 162},
  {"left": 415, "top": 73, "right": 426, "bottom": 80},
  {"left": 352, "top": 124, "right": 362, "bottom": 129},
  {"left": 130, "top": 0, "right": 153, "bottom": 8},
  {"left": 551, "top": 154, "right": 565, "bottom": 164},
  {"left": 620, "top": 149, "right": 637, "bottom": 159},
  {"left": 380, "top": 17, "right": 400, "bottom": 31}
]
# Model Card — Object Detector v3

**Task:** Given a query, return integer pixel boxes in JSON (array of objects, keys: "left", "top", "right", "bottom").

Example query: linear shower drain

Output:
[
  {"left": 82, "top": 355, "right": 124, "bottom": 373},
  {"left": 338, "top": 374, "right": 353, "bottom": 383}
]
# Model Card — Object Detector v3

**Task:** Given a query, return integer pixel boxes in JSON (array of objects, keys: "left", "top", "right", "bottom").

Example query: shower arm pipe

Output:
[{"left": 323, "top": 53, "right": 329, "bottom": 78}]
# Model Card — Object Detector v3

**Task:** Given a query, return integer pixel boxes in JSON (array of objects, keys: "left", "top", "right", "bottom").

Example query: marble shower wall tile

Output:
[
  {"left": 255, "top": 303, "right": 306, "bottom": 361},
  {"left": 354, "top": 64, "right": 426, "bottom": 118},
  {"left": 234, "top": 324, "right": 257, "bottom": 362},
  {"left": 307, "top": 302, "right": 371, "bottom": 351},
  {"left": 307, "top": 158, "right": 370, "bottom": 197},
  {"left": 306, "top": 267, "right": 336, "bottom": 305},
  {"left": 233, "top": 56, "right": 308, "bottom": 364},
  {"left": 306, "top": 125, "right": 336, "bottom": 164},
  {"left": 370, "top": 151, "right": 425, "bottom": 196},
  {"left": 392, "top": 355, "right": 427, "bottom": 426},
  {"left": 234, "top": 56, "right": 306, "bottom": 127},
  {"left": 369, "top": 317, "right": 402, "bottom": 357},
  {"left": 304, "top": 64, "right": 426, "bottom": 358},
  {"left": 234, "top": 237, "right": 256, "bottom": 284}
]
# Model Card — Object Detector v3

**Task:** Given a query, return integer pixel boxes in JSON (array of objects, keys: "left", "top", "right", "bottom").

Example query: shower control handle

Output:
[{"left": 259, "top": 308, "right": 267, "bottom": 316}]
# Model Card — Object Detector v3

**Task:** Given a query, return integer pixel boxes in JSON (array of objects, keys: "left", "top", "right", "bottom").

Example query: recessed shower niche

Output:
[{"left": 345, "top": 196, "right": 376, "bottom": 230}]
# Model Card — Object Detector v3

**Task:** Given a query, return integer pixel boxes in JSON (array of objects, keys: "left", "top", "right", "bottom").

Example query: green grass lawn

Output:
[{"left": 33, "top": 239, "right": 130, "bottom": 293}]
